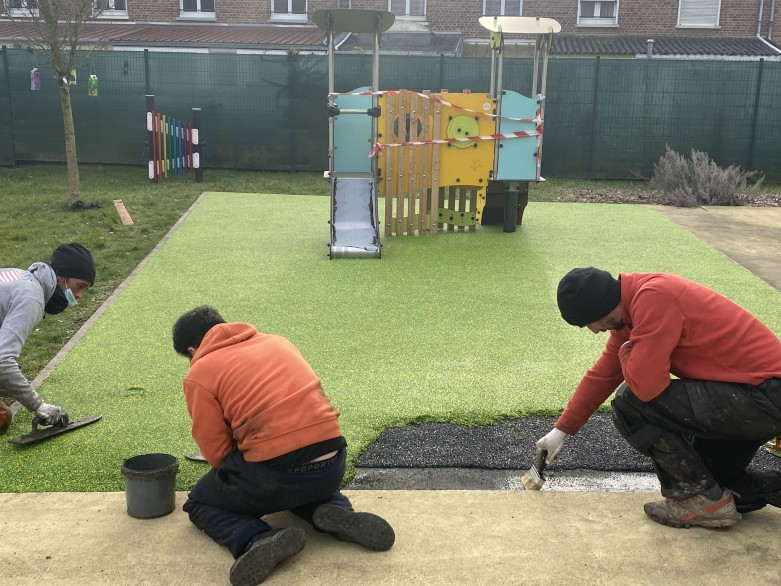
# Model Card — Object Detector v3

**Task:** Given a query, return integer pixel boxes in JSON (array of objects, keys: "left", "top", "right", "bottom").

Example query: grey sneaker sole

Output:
[
  {"left": 313, "top": 504, "right": 395, "bottom": 551},
  {"left": 229, "top": 527, "right": 306, "bottom": 586}
]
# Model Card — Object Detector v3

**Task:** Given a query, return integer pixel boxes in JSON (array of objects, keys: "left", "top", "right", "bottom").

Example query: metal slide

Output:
[
  {"left": 329, "top": 176, "right": 380, "bottom": 259},
  {"left": 315, "top": 9, "right": 394, "bottom": 259}
]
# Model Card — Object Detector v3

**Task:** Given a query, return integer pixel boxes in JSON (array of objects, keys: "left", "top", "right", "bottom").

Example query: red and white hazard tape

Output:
[
  {"left": 369, "top": 129, "right": 542, "bottom": 157},
  {"left": 328, "top": 89, "right": 542, "bottom": 123}
]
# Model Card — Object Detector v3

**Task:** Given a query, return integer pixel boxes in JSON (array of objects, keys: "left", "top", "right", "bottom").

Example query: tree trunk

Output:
[{"left": 58, "top": 81, "right": 80, "bottom": 206}]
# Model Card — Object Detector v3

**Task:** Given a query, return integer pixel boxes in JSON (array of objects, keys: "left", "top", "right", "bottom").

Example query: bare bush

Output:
[{"left": 651, "top": 146, "right": 764, "bottom": 207}]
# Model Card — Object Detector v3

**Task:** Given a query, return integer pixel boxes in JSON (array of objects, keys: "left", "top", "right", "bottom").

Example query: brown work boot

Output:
[
  {"left": 644, "top": 489, "right": 741, "bottom": 528},
  {"left": 0, "top": 400, "right": 12, "bottom": 435}
]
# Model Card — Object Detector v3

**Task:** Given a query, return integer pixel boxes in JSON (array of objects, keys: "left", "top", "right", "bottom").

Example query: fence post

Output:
[
  {"left": 747, "top": 57, "right": 764, "bottom": 170},
  {"left": 588, "top": 56, "right": 601, "bottom": 179},
  {"left": 144, "top": 49, "right": 151, "bottom": 95},
  {"left": 1, "top": 46, "right": 18, "bottom": 166},
  {"left": 146, "top": 94, "right": 155, "bottom": 181},
  {"left": 193, "top": 107, "right": 203, "bottom": 183}
]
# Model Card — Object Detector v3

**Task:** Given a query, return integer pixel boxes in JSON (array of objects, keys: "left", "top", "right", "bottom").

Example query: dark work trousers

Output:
[
  {"left": 611, "top": 378, "right": 781, "bottom": 500},
  {"left": 183, "top": 448, "right": 352, "bottom": 558}
]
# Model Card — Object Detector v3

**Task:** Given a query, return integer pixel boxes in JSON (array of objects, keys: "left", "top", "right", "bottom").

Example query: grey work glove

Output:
[
  {"left": 34, "top": 403, "right": 69, "bottom": 427},
  {"left": 535, "top": 428, "right": 570, "bottom": 465}
]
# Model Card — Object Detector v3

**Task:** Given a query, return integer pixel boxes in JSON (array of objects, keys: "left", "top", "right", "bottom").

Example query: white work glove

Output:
[
  {"left": 35, "top": 403, "right": 69, "bottom": 427},
  {"left": 535, "top": 428, "right": 570, "bottom": 465}
]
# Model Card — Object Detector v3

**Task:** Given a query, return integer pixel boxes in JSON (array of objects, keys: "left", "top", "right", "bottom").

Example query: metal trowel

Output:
[{"left": 8, "top": 415, "right": 102, "bottom": 446}]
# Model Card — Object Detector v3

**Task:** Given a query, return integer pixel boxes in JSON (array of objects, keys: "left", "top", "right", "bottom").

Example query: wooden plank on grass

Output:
[{"left": 113, "top": 200, "right": 134, "bottom": 225}]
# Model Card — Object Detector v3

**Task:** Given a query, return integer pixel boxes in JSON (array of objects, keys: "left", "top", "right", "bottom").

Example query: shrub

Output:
[{"left": 651, "top": 146, "right": 764, "bottom": 207}]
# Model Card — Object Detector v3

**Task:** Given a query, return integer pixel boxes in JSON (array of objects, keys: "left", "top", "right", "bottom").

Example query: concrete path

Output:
[
  {"left": 652, "top": 205, "right": 781, "bottom": 290},
  {"left": 3, "top": 491, "right": 780, "bottom": 586}
]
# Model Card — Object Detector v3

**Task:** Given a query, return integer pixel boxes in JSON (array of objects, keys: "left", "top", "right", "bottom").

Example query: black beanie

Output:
[
  {"left": 557, "top": 267, "right": 621, "bottom": 327},
  {"left": 51, "top": 242, "right": 96, "bottom": 285}
]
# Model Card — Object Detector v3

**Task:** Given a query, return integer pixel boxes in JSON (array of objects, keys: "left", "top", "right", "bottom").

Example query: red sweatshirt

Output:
[
  {"left": 183, "top": 323, "right": 342, "bottom": 468},
  {"left": 556, "top": 272, "right": 781, "bottom": 435}
]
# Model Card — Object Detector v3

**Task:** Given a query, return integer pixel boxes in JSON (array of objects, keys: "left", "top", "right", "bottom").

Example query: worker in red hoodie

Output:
[
  {"left": 172, "top": 306, "right": 394, "bottom": 586},
  {"left": 535, "top": 268, "right": 781, "bottom": 529}
]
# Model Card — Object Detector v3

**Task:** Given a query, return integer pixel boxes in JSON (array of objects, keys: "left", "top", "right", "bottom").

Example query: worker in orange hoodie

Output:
[
  {"left": 172, "top": 306, "right": 394, "bottom": 586},
  {"left": 535, "top": 268, "right": 781, "bottom": 529}
]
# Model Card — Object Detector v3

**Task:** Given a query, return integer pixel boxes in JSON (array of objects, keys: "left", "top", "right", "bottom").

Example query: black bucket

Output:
[{"left": 121, "top": 453, "right": 180, "bottom": 519}]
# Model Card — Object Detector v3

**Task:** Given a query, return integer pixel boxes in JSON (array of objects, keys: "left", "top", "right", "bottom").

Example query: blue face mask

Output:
[{"left": 64, "top": 284, "right": 78, "bottom": 307}]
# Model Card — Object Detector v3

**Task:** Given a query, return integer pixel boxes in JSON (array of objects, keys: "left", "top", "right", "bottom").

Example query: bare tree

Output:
[{"left": 1, "top": 0, "right": 107, "bottom": 208}]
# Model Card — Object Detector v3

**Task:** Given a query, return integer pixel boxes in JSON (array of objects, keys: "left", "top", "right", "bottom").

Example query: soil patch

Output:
[{"left": 554, "top": 188, "right": 781, "bottom": 207}]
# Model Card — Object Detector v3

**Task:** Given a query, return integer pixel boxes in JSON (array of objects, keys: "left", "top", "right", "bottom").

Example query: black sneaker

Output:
[
  {"left": 727, "top": 470, "right": 781, "bottom": 514},
  {"left": 312, "top": 504, "right": 395, "bottom": 551},
  {"left": 229, "top": 527, "right": 306, "bottom": 586}
]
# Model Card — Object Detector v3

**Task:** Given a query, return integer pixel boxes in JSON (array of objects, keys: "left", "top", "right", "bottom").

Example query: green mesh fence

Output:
[
  {"left": 542, "top": 58, "right": 781, "bottom": 180},
  {"left": 0, "top": 48, "right": 779, "bottom": 181}
]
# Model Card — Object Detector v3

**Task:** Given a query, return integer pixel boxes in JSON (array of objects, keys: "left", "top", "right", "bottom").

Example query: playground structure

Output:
[
  {"left": 315, "top": 10, "right": 560, "bottom": 258},
  {"left": 315, "top": 9, "right": 392, "bottom": 259},
  {"left": 145, "top": 95, "right": 203, "bottom": 183}
]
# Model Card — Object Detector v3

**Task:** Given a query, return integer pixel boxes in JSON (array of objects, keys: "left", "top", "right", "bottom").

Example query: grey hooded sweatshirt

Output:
[{"left": 0, "top": 262, "right": 57, "bottom": 411}]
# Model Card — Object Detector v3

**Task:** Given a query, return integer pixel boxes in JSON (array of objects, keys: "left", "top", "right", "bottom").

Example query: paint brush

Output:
[{"left": 521, "top": 449, "right": 548, "bottom": 491}]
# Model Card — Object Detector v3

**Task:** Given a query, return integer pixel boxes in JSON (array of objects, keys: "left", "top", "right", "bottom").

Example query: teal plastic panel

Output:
[
  {"left": 496, "top": 91, "right": 540, "bottom": 181},
  {"left": 333, "top": 86, "right": 373, "bottom": 174}
]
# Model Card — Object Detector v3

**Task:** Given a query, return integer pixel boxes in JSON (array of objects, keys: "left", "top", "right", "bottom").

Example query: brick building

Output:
[{"left": 1, "top": 1, "right": 780, "bottom": 58}]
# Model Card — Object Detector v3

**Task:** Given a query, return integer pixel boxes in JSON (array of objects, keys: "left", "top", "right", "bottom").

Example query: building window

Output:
[
  {"left": 484, "top": 0, "right": 522, "bottom": 16},
  {"left": 389, "top": 0, "right": 425, "bottom": 19},
  {"left": 578, "top": 1, "right": 618, "bottom": 26},
  {"left": 5, "top": 0, "right": 39, "bottom": 16},
  {"left": 678, "top": 0, "right": 720, "bottom": 27},
  {"left": 180, "top": 0, "right": 215, "bottom": 18},
  {"left": 95, "top": 0, "right": 128, "bottom": 18},
  {"left": 270, "top": 0, "right": 307, "bottom": 23}
]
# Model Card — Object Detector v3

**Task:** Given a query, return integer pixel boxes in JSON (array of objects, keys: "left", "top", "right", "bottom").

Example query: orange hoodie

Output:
[
  {"left": 556, "top": 272, "right": 781, "bottom": 436},
  {"left": 183, "top": 323, "right": 342, "bottom": 468}
]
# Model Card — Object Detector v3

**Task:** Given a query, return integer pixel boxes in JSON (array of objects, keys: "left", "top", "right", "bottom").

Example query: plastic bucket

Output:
[{"left": 121, "top": 453, "right": 180, "bottom": 519}]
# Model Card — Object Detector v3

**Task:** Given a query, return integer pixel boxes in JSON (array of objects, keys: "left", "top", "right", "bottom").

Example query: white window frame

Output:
[
  {"left": 677, "top": 0, "right": 720, "bottom": 28},
  {"left": 94, "top": 0, "right": 128, "bottom": 19},
  {"left": 179, "top": 0, "right": 216, "bottom": 20},
  {"left": 4, "top": 0, "right": 39, "bottom": 17},
  {"left": 577, "top": 0, "right": 619, "bottom": 27},
  {"left": 388, "top": 0, "right": 426, "bottom": 21},
  {"left": 483, "top": 0, "right": 522, "bottom": 16},
  {"left": 270, "top": 0, "right": 308, "bottom": 24}
]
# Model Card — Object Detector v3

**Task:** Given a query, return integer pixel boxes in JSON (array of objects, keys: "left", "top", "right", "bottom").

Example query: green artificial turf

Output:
[{"left": 2, "top": 195, "right": 780, "bottom": 492}]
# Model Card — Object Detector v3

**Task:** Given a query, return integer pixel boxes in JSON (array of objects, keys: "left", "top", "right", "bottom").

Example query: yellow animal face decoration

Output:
[{"left": 446, "top": 115, "right": 479, "bottom": 149}]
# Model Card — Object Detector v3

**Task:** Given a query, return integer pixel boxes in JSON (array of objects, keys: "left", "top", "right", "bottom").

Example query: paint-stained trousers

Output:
[
  {"left": 183, "top": 448, "right": 352, "bottom": 558},
  {"left": 611, "top": 378, "right": 781, "bottom": 499}
]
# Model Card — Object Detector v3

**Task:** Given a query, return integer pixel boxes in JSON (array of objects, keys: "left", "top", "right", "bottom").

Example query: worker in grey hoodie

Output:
[{"left": 0, "top": 243, "right": 96, "bottom": 434}]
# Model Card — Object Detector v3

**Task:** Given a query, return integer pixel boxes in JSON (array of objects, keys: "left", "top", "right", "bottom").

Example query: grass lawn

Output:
[{"left": 2, "top": 184, "right": 780, "bottom": 492}]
